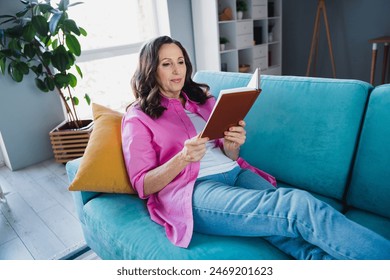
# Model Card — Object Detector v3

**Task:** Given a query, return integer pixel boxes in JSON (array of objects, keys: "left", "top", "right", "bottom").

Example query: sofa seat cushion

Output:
[
  {"left": 345, "top": 208, "right": 390, "bottom": 240},
  {"left": 81, "top": 193, "right": 290, "bottom": 260}
]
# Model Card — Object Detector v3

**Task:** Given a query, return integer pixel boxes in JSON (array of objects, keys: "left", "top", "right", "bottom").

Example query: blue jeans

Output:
[{"left": 193, "top": 167, "right": 390, "bottom": 260}]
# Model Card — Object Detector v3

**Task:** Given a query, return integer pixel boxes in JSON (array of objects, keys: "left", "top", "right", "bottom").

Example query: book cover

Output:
[{"left": 200, "top": 68, "right": 262, "bottom": 140}]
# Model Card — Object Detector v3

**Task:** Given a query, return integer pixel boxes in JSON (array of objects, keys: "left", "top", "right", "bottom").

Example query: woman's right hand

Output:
[
  {"left": 144, "top": 135, "right": 209, "bottom": 196},
  {"left": 181, "top": 135, "right": 209, "bottom": 162}
]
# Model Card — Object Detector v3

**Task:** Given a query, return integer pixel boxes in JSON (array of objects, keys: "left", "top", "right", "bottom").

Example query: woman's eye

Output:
[
  {"left": 178, "top": 60, "right": 185, "bottom": 65},
  {"left": 162, "top": 62, "right": 170, "bottom": 67}
]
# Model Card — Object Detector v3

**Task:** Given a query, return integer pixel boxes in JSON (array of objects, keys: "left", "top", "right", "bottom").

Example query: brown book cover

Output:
[
  {"left": 200, "top": 68, "right": 262, "bottom": 140},
  {"left": 200, "top": 87, "right": 261, "bottom": 140}
]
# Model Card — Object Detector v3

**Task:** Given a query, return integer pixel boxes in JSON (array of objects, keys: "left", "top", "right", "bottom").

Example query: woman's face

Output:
[{"left": 156, "top": 43, "right": 187, "bottom": 99}]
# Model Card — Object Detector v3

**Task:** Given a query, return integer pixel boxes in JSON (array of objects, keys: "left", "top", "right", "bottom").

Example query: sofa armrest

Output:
[{"left": 66, "top": 157, "right": 101, "bottom": 224}]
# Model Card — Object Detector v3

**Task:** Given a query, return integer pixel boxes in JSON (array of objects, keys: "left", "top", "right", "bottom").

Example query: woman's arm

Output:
[
  {"left": 143, "top": 136, "right": 209, "bottom": 196},
  {"left": 222, "top": 120, "right": 247, "bottom": 160}
]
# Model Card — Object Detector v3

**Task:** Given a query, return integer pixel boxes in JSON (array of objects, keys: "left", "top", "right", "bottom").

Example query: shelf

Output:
[{"left": 192, "top": 0, "right": 282, "bottom": 75}]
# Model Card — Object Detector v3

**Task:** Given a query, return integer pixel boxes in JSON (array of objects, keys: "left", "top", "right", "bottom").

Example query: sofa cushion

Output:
[
  {"left": 194, "top": 72, "right": 372, "bottom": 201},
  {"left": 345, "top": 208, "right": 390, "bottom": 240},
  {"left": 68, "top": 103, "right": 135, "bottom": 194},
  {"left": 347, "top": 85, "right": 390, "bottom": 218},
  {"left": 82, "top": 193, "right": 291, "bottom": 260}
]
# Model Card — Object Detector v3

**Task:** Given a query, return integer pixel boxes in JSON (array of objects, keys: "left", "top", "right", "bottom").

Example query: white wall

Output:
[
  {"left": 0, "top": 0, "right": 65, "bottom": 170},
  {"left": 167, "top": 0, "right": 196, "bottom": 68}
]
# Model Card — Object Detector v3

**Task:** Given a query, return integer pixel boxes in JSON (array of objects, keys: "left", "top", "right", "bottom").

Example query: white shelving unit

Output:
[{"left": 192, "top": 0, "right": 282, "bottom": 75}]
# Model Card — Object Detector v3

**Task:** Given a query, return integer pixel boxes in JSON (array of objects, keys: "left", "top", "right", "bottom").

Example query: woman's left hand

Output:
[{"left": 223, "top": 120, "right": 246, "bottom": 160}]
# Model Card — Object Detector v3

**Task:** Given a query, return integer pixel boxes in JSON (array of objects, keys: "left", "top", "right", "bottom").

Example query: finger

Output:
[
  {"left": 226, "top": 129, "right": 246, "bottom": 138},
  {"left": 238, "top": 120, "right": 246, "bottom": 127},
  {"left": 187, "top": 136, "right": 209, "bottom": 145},
  {"left": 224, "top": 133, "right": 246, "bottom": 144},
  {"left": 229, "top": 124, "right": 246, "bottom": 133}
]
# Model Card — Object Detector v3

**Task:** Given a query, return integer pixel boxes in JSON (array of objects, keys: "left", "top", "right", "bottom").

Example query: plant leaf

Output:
[
  {"left": 35, "top": 77, "right": 49, "bottom": 92},
  {"left": 32, "top": 15, "right": 49, "bottom": 36},
  {"left": 44, "top": 76, "right": 55, "bottom": 91},
  {"left": 23, "top": 43, "right": 35, "bottom": 58},
  {"left": 37, "top": 4, "right": 54, "bottom": 14},
  {"left": 22, "top": 23, "right": 35, "bottom": 42},
  {"left": 42, "top": 51, "right": 52, "bottom": 67},
  {"left": 16, "top": 61, "right": 29, "bottom": 75},
  {"left": 79, "top": 27, "right": 87, "bottom": 36},
  {"left": 51, "top": 45, "right": 69, "bottom": 71},
  {"left": 58, "top": 0, "right": 70, "bottom": 11},
  {"left": 0, "top": 15, "right": 16, "bottom": 19},
  {"left": 67, "top": 72, "right": 77, "bottom": 87},
  {"left": 0, "top": 57, "right": 6, "bottom": 74},
  {"left": 54, "top": 72, "right": 70, "bottom": 88},
  {"left": 51, "top": 38, "right": 58, "bottom": 49},
  {"left": 72, "top": 96, "right": 79, "bottom": 105},
  {"left": 84, "top": 93, "right": 91, "bottom": 105},
  {"left": 16, "top": 8, "right": 29, "bottom": 18},
  {"left": 75, "top": 64, "right": 82, "bottom": 78},
  {"left": 63, "top": 19, "right": 80, "bottom": 35},
  {"left": 0, "top": 15, "right": 16, "bottom": 24},
  {"left": 5, "top": 24, "right": 24, "bottom": 38},
  {"left": 65, "top": 34, "right": 80, "bottom": 56},
  {"left": 68, "top": 2, "right": 84, "bottom": 8},
  {"left": 8, "top": 63, "right": 23, "bottom": 82},
  {"left": 8, "top": 39, "right": 22, "bottom": 57},
  {"left": 49, "top": 11, "right": 63, "bottom": 34},
  {"left": 31, "top": 64, "right": 43, "bottom": 76}
]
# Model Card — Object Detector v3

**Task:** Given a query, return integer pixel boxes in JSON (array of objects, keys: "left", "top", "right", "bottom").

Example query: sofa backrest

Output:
[
  {"left": 347, "top": 84, "right": 390, "bottom": 218},
  {"left": 193, "top": 71, "right": 372, "bottom": 201}
]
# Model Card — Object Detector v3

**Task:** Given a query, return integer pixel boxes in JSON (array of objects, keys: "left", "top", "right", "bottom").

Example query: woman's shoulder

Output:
[
  {"left": 123, "top": 103, "right": 145, "bottom": 122},
  {"left": 124, "top": 102, "right": 143, "bottom": 117}
]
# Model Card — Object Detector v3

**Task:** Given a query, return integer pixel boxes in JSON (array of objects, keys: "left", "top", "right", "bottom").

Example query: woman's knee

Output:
[
  {"left": 235, "top": 169, "right": 275, "bottom": 191},
  {"left": 275, "top": 188, "right": 329, "bottom": 216}
]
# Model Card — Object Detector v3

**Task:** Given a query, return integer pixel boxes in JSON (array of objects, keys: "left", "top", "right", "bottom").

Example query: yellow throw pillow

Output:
[{"left": 68, "top": 103, "right": 135, "bottom": 194}]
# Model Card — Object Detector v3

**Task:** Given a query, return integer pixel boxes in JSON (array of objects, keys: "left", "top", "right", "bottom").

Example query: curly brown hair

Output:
[{"left": 130, "top": 36, "right": 210, "bottom": 119}]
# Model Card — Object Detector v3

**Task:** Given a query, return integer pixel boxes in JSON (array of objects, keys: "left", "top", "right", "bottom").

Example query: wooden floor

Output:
[{"left": 0, "top": 159, "right": 85, "bottom": 260}]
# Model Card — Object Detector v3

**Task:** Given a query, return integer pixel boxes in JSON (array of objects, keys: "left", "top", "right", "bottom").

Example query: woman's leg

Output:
[
  {"left": 194, "top": 168, "right": 334, "bottom": 260},
  {"left": 235, "top": 168, "right": 335, "bottom": 260},
  {"left": 193, "top": 168, "right": 390, "bottom": 260}
]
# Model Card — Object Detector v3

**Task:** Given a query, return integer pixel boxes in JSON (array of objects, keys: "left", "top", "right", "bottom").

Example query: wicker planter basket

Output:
[{"left": 49, "top": 119, "right": 93, "bottom": 163}]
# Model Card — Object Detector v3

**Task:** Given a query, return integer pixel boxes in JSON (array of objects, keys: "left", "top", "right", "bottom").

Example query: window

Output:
[{"left": 69, "top": 0, "right": 167, "bottom": 118}]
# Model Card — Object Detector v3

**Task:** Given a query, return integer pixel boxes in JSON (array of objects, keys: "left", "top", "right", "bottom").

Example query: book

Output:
[{"left": 199, "top": 68, "right": 262, "bottom": 140}]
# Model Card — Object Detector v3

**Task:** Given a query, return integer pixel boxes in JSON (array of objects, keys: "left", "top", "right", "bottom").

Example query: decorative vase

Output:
[
  {"left": 49, "top": 119, "right": 93, "bottom": 163},
  {"left": 237, "top": 11, "right": 243, "bottom": 20},
  {"left": 220, "top": 44, "right": 226, "bottom": 51}
]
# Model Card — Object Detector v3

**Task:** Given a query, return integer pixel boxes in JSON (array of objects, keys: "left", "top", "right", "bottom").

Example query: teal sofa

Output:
[{"left": 66, "top": 71, "right": 390, "bottom": 259}]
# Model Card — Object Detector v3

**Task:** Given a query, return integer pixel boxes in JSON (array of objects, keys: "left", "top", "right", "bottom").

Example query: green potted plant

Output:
[
  {"left": 0, "top": 0, "right": 91, "bottom": 163},
  {"left": 236, "top": 0, "right": 248, "bottom": 20},
  {"left": 219, "top": 36, "right": 229, "bottom": 51}
]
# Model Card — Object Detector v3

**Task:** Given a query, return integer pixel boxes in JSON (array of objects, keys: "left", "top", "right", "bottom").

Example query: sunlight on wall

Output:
[{"left": 74, "top": 54, "right": 138, "bottom": 119}]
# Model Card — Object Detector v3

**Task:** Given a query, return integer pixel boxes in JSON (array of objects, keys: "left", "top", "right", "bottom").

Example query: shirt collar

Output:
[{"left": 160, "top": 91, "right": 199, "bottom": 112}]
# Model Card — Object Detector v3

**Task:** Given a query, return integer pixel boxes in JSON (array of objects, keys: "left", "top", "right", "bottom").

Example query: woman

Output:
[{"left": 121, "top": 36, "right": 390, "bottom": 260}]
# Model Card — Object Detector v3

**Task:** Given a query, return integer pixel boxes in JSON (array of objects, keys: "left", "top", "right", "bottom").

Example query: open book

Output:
[{"left": 199, "top": 68, "right": 262, "bottom": 140}]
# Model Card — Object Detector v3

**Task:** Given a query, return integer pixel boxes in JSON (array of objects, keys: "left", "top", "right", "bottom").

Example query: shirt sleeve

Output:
[{"left": 121, "top": 110, "right": 157, "bottom": 199}]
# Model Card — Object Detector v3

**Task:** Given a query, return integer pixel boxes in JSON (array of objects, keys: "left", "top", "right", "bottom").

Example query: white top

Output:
[{"left": 185, "top": 110, "right": 239, "bottom": 178}]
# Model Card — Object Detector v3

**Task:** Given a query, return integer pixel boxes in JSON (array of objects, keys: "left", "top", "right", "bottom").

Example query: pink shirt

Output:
[{"left": 121, "top": 92, "right": 276, "bottom": 248}]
